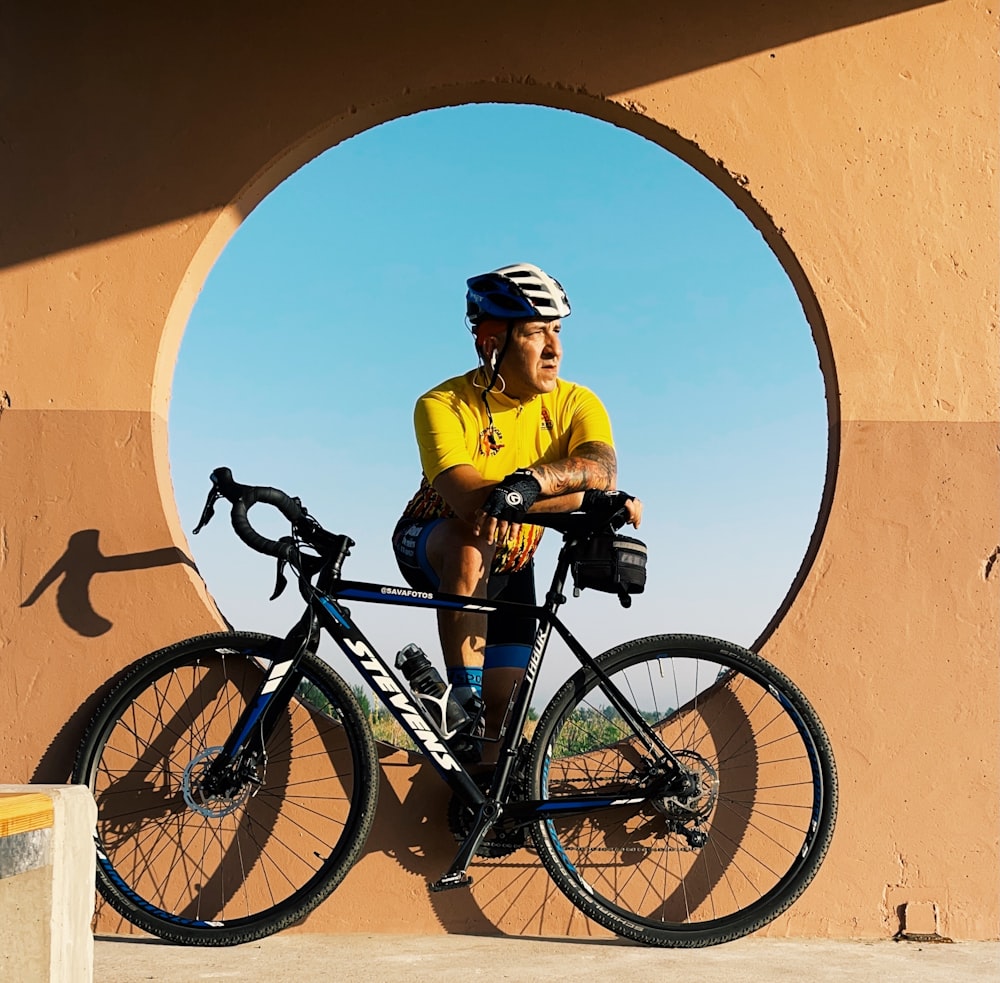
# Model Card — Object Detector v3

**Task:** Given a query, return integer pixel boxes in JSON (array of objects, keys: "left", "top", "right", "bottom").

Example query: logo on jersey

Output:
[
  {"left": 479, "top": 425, "right": 504, "bottom": 456},
  {"left": 540, "top": 406, "right": 554, "bottom": 431}
]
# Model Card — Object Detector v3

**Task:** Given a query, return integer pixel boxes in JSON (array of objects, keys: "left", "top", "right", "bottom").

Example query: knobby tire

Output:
[
  {"left": 527, "top": 634, "right": 837, "bottom": 948},
  {"left": 73, "top": 631, "right": 379, "bottom": 946}
]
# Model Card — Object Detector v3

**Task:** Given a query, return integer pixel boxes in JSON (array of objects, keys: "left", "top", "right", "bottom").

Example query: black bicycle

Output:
[{"left": 73, "top": 467, "right": 837, "bottom": 948}]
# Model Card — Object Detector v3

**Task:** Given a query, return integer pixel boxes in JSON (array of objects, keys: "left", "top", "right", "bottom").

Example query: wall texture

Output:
[{"left": 1, "top": 0, "right": 996, "bottom": 940}]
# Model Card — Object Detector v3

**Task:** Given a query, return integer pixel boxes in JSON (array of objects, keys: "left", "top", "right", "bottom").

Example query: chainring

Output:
[{"left": 447, "top": 771, "right": 527, "bottom": 859}]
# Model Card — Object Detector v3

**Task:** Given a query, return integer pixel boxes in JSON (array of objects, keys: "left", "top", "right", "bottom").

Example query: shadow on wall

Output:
[
  {"left": 355, "top": 685, "right": 760, "bottom": 937},
  {"left": 2, "top": 0, "right": 944, "bottom": 269},
  {"left": 23, "top": 530, "right": 196, "bottom": 783},
  {"left": 21, "top": 529, "right": 195, "bottom": 637}
]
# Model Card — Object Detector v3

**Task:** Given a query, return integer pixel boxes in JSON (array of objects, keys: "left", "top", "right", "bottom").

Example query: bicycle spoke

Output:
[
  {"left": 75, "top": 633, "right": 378, "bottom": 944},
  {"left": 529, "top": 635, "right": 836, "bottom": 947}
]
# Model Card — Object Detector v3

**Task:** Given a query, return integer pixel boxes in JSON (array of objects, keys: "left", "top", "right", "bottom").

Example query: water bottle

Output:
[{"left": 395, "top": 643, "right": 470, "bottom": 738}]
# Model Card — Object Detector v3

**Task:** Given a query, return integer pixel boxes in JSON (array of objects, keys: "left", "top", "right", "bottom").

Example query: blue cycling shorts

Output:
[{"left": 392, "top": 516, "right": 537, "bottom": 662}]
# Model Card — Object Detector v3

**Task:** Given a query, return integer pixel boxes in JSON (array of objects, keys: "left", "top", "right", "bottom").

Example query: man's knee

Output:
[{"left": 426, "top": 518, "right": 494, "bottom": 593}]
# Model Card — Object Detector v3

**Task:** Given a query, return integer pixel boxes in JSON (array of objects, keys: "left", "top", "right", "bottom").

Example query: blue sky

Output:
[{"left": 169, "top": 103, "right": 828, "bottom": 704}]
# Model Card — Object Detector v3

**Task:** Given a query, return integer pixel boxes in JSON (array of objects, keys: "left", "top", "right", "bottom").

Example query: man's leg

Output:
[
  {"left": 481, "top": 564, "right": 536, "bottom": 765},
  {"left": 481, "top": 665, "right": 525, "bottom": 765},
  {"left": 424, "top": 517, "right": 496, "bottom": 707}
]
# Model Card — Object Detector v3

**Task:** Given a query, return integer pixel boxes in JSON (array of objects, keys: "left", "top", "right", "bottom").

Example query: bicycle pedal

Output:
[{"left": 429, "top": 872, "right": 473, "bottom": 893}]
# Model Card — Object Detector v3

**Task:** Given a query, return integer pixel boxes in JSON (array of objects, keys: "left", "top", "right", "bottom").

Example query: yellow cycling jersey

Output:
[{"left": 399, "top": 370, "right": 615, "bottom": 572}]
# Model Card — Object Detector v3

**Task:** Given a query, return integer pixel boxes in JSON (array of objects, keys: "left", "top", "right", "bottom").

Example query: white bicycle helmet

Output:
[{"left": 466, "top": 263, "right": 571, "bottom": 325}]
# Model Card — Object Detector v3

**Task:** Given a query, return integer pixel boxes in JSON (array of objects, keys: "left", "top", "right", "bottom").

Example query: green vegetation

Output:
[
  {"left": 295, "top": 679, "right": 336, "bottom": 718},
  {"left": 370, "top": 709, "right": 417, "bottom": 751},
  {"left": 350, "top": 684, "right": 371, "bottom": 718},
  {"left": 297, "top": 679, "right": 671, "bottom": 761},
  {"left": 552, "top": 704, "right": 672, "bottom": 758}
]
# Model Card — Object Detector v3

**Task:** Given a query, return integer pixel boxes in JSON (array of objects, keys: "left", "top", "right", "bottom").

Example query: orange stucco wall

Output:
[{"left": 2, "top": 1, "right": 997, "bottom": 940}]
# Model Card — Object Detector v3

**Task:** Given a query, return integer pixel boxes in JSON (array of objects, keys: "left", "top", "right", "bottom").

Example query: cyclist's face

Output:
[{"left": 496, "top": 319, "right": 563, "bottom": 399}]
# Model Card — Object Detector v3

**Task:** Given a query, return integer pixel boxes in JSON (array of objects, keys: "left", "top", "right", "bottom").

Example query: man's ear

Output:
[
  {"left": 477, "top": 335, "right": 496, "bottom": 360},
  {"left": 475, "top": 320, "right": 508, "bottom": 365}
]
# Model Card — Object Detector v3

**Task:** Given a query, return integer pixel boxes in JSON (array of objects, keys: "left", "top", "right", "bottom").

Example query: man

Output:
[{"left": 392, "top": 262, "right": 641, "bottom": 763}]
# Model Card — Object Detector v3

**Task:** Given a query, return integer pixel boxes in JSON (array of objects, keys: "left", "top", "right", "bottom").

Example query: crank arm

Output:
[{"left": 430, "top": 801, "right": 502, "bottom": 892}]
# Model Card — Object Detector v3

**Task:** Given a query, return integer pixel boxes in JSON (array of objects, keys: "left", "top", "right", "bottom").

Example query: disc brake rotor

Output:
[
  {"left": 182, "top": 746, "right": 253, "bottom": 818},
  {"left": 651, "top": 749, "right": 719, "bottom": 822}
]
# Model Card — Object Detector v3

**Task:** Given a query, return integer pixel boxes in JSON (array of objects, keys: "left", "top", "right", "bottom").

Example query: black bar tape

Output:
[
  {"left": 525, "top": 490, "right": 634, "bottom": 536},
  {"left": 210, "top": 467, "right": 305, "bottom": 562}
]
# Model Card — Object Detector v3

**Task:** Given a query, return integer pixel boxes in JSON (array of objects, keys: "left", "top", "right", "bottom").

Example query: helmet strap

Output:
[
  {"left": 478, "top": 320, "right": 516, "bottom": 438},
  {"left": 481, "top": 321, "right": 514, "bottom": 392}
]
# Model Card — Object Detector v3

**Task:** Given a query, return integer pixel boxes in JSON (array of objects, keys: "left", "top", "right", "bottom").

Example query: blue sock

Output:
[{"left": 447, "top": 666, "right": 483, "bottom": 703}]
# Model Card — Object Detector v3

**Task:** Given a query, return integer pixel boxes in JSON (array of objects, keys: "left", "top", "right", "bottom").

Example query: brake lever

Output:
[
  {"left": 270, "top": 538, "right": 328, "bottom": 600},
  {"left": 269, "top": 536, "right": 307, "bottom": 600},
  {"left": 192, "top": 485, "right": 223, "bottom": 534},
  {"left": 270, "top": 554, "right": 289, "bottom": 601}
]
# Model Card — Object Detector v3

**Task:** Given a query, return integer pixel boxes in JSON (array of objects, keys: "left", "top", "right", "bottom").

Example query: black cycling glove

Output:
[
  {"left": 481, "top": 469, "right": 542, "bottom": 521},
  {"left": 582, "top": 489, "right": 632, "bottom": 510},
  {"left": 582, "top": 488, "right": 635, "bottom": 524}
]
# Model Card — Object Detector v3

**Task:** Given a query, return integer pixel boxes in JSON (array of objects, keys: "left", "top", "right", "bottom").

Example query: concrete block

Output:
[{"left": 0, "top": 786, "right": 97, "bottom": 983}]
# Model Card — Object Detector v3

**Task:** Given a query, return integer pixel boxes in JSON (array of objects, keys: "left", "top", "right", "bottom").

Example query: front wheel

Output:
[
  {"left": 73, "top": 631, "right": 379, "bottom": 946},
  {"left": 527, "top": 634, "right": 837, "bottom": 948}
]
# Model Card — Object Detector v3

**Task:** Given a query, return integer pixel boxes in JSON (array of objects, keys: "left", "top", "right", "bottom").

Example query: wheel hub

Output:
[
  {"left": 182, "top": 746, "right": 252, "bottom": 818},
  {"left": 650, "top": 749, "right": 719, "bottom": 823}
]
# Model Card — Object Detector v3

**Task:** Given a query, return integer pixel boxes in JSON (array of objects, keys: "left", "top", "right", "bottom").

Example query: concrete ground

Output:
[{"left": 93, "top": 933, "right": 999, "bottom": 983}]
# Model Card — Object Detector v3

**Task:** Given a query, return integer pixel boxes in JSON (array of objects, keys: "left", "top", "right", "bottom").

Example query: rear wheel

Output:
[
  {"left": 527, "top": 634, "right": 837, "bottom": 947},
  {"left": 73, "top": 631, "right": 379, "bottom": 945}
]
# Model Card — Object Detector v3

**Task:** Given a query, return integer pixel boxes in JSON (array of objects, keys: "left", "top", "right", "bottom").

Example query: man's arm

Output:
[
  {"left": 527, "top": 440, "right": 617, "bottom": 497},
  {"left": 432, "top": 441, "right": 617, "bottom": 523},
  {"left": 432, "top": 465, "right": 496, "bottom": 525},
  {"left": 471, "top": 441, "right": 621, "bottom": 545}
]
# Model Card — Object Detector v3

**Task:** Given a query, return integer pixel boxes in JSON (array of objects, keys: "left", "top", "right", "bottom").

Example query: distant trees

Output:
[{"left": 299, "top": 681, "right": 668, "bottom": 760}]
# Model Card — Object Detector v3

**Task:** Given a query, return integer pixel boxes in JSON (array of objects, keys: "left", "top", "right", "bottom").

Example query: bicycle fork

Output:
[{"left": 195, "top": 614, "right": 318, "bottom": 805}]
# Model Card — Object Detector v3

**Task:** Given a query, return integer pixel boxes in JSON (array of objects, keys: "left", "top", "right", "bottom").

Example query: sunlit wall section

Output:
[{"left": 1, "top": 2, "right": 996, "bottom": 941}]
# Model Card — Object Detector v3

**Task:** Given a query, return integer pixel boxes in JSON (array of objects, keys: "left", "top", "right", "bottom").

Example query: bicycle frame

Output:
[
  {"left": 81, "top": 469, "right": 834, "bottom": 944},
  {"left": 205, "top": 528, "right": 681, "bottom": 888}
]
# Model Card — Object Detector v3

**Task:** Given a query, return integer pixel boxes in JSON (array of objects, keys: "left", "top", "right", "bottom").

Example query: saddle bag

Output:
[{"left": 569, "top": 533, "right": 647, "bottom": 606}]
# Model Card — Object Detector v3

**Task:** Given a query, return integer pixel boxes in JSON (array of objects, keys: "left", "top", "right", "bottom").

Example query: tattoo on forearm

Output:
[{"left": 532, "top": 442, "right": 617, "bottom": 495}]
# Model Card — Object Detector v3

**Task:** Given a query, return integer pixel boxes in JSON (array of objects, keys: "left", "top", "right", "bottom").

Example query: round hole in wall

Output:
[{"left": 168, "top": 103, "right": 831, "bottom": 708}]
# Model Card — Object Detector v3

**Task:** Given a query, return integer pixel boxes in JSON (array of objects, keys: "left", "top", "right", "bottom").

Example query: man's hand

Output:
[
  {"left": 481, "top": 469, "right": 542, "bottom": 520},
  {"left": 622, "top": 496, "right": 643, "bottom": 528},
  {"left": 582, "top": 488, "right": 644, "bottom": 529},
  {"left": 474, "top": 469, "right": 541, "bottom": 545}
]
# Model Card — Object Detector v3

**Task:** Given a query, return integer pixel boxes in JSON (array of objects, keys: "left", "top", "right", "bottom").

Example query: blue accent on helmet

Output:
[{"left": 466, "top": 263, "right": 571, "bottom": 325}]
